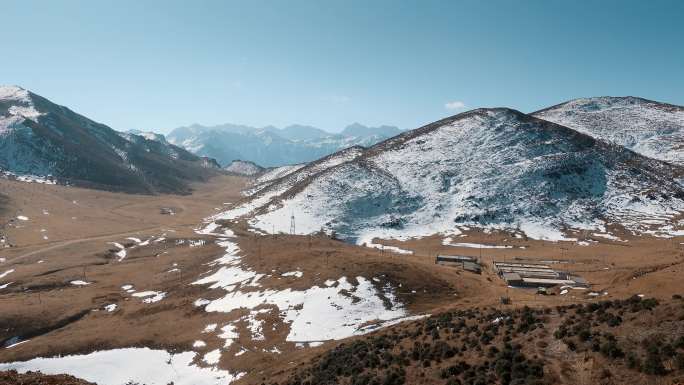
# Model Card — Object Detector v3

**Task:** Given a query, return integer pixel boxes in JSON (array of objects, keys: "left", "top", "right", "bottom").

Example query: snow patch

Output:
[
  {"left": 0, "top": 347, "right": 241, "bottom": 385},
  {"left": 0, "top": 269, "right": 15, "bottom": 279},
  {"left": 281, "top": 271, "right": 303, "bottom": 278}
]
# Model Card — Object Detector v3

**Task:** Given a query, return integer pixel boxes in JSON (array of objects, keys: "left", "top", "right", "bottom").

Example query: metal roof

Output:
[
  {"left": 521, "top": 278, "right": 577, "bottom": 285},
  {"left": 502, "top": 272, "right": 522, "bottom": 281},
  {"left": 437, "top": 255, "right": 476, "bottom": 261},
  {"left": 494, "top": 262, "right": 552, "bottom": 269}
]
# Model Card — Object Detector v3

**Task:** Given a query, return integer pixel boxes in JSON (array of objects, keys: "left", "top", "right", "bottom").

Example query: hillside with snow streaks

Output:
[
  {"left": 221, "top": 108, "right": 684, "bottom": 242},
  {"left": 253, "top": 164, "right": 306, "bottom": 186},
  {"left": 533, "top": 97, "right": 684, "bottom": 166},
  {"left": 211, "top": 146, "right": 364, "bottom": 224},
  {"left": 246, "top": 146, "right": 364, "bottom": 197}
]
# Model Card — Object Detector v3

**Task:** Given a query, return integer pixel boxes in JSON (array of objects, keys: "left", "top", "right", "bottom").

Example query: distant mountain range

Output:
[
  {"left": 223, "top": 160, "right": 265, "bottom": 176},
  {"left": 215, "top": 96, "right": 684, "bottom": 243},
  {"left": 0, "top": 86, "right": 220, "bottom": 194},
  {"left": 166, "top": 122, "right": 403, "bottom": 167}
]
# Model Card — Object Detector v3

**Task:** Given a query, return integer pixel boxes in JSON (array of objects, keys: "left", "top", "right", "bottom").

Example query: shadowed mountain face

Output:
[
  {"left": 533, "top": 96, "right": 684, "bottom": 166},
  {"left": 166, "top": 122, "right": 402, "bottom": 167},
  {"left": 0, "top": 86, "right": 220, "bottom": 194},
  {"left": 217, "top": 107, "right": 684, "bottom": 243}
]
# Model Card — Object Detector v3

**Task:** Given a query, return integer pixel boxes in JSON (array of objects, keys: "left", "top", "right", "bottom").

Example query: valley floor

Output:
[{"left": 0, "top": 176, "right": 683, "bottom": 385}]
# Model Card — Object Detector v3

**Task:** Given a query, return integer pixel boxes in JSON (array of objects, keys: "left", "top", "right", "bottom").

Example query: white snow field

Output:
[
  {"left": 442, "top": 238, "right": 514, "bottom": 249},
  {"left": 192, "top": 228, "right": 411, "bottom": 343},
  {"left": 132, "top": 290, "right": 167, "bottom": 303},
  {"left": 0, "top": 348, "right": 241, "bottom": 385}
]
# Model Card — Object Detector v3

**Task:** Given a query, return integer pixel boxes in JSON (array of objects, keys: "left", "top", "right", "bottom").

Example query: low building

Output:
[
  {"left": 436, "top": 255, "right": 476, "bottom": 263},
  {"left": 462, "top": 261, "right": 482, "bottom": 274},
  {"left": 495, "top": 261, "right": 587, "bottom": 288},
  {"left": 502, "top": 272, "right": 523, "bottom": 286},
  {"left": 436, "top": 255, "right": 481, "bottom": 274}
]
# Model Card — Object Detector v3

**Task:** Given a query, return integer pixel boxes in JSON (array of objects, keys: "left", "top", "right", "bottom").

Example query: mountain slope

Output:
[
  {"left": 0, "top": 86, "right": 219, "bottom": 194},
  {"left": 216, "top": 108, "right": 684, "bottom": 242},
  {"left": 223, "top": 160, "right": 265, "bottom": 176},
  {"left": 166, "top": 123, "right": 401, "bottom": 167},
  {"left": 272, "top": 124, "right": 330, "bottom": 141},
  {"left": 533, "top": 96, "right": 684, "bottom": 166}
]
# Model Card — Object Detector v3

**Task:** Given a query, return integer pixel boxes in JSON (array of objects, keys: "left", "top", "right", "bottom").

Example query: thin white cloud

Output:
[{"left": 444, "top": 100, "right": 466, "bottom": 110}]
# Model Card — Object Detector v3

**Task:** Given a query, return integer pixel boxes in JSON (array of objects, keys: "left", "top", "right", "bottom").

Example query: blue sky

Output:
[{"left": 2, "top": 0, "right": 683, "bottom": 133}]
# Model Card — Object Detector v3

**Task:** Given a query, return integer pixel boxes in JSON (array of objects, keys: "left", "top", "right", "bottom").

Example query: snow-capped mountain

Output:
[
  {"left": 341, "top": 123, "right": 403, "bottom": 138},
  {"left": 166, "top": 123, "right": 401, "bottom": 167},
  {"left": 533, "top": 97, "right": 684, "bottom": 166},
  {"left": 215, "top": 108, "right": 684, "bottom": 242},
  {"left": 224, "top": 160, "right": 265, "bottom": 176},
  {"left": 125, "top": 129, "right": 169, "bottom": 144},
  {"left": 0, "top": 86, "right": 219, "bottom": 193}
]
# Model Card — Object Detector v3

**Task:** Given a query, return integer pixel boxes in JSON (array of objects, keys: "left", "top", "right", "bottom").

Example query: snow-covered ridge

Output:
[
  {"left": 224, "top": 160, "right": 264, "bottom": 176},
  {"left": 533, "top": 96, "right": 684, "bottom": 166},
  {"left": 247, "top": 146, "right": 364, "bottom": 198},
  {"left": 209, "top": 146, "right": 365, "bottom": 224},
  {"left": 0, "top": 85, "right": 30, "bottom": 101},
  {"left": 0, "top": 85, "right": 43, "bottom": 133},
  {"left": 253, "top": 164, "right": 306, "bottom": 186},
  {"left": 121, "top": 129, "right": 169, "bottom": 145},
  {"left": 215, "top": 107, "right": 684, "bottom": 242}
]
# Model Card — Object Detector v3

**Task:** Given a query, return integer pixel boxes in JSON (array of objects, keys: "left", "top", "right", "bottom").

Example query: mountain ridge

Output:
[
  {"left": 532, "top": 96, "right": 684, "bottom": 166},
  {"left": 215, "top": 105, "right": 684, "bottom": 243},
  {"left": 166, "top": 122, "right": 402, "bottom": 167},
  {"left": 0, "top": 85, "right": 220, "bottom": 194}
]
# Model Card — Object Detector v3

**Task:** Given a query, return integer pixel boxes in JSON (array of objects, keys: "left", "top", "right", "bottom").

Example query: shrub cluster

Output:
[
  {"left": 279, "top": 306, "right": 552, "bottom": 385},
  {"left": 277, "top": 296, "right": 681, "bottom": 385}
]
